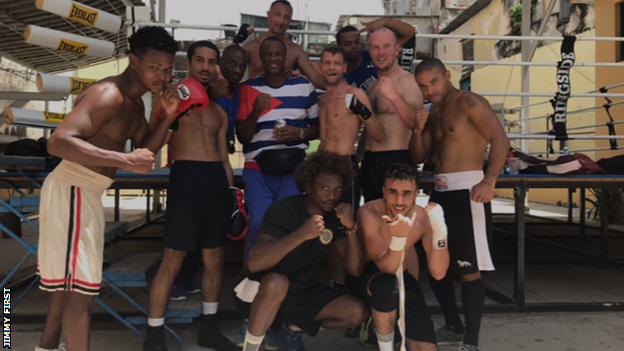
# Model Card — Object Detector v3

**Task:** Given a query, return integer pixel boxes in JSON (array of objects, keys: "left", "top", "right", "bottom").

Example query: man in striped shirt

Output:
[{"left": 236, "top": 36, "right": 319, "bottom": 258}]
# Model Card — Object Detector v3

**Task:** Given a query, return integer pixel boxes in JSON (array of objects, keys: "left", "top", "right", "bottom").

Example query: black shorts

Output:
[
  {"left": 164, "top": 161, "right": 232, "bottom": 251},
  {"left": 361, "top": 150, "right": 413, "bottom": 202},
  {"left": 234, "top": 274, "right": 344, "bottom": 337},
  {"left": 338, "top": 155, "right": 361, "bottom": 214},
  {"left": 346, "top": 262, "right": 436, "bottom": 344},
  {"left": 430, "top": 189, "right": 493, "bottom": 275}
]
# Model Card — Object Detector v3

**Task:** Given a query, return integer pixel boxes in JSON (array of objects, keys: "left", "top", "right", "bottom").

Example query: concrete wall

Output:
[
  {"left": 595, "top": 1, "right": 624, "bottom": 162},
  {"left": 0, "top": 58, "right": 47, "bottom": 144},
  {"left": 386, "top": 0, "right": 443, "bottom": 16},
  {"left": 437, "top": 0, "right": 512, "bottom": 78}
]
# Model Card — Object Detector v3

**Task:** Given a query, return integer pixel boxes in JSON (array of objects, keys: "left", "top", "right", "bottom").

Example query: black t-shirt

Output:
[{"left": 248, "top": 195, "right": 345, "bottom": 287}]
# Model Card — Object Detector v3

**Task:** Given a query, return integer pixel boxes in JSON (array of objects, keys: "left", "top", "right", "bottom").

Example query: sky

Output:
[{"left": 163, "top": 0, "right": 385, "bottom": 40}]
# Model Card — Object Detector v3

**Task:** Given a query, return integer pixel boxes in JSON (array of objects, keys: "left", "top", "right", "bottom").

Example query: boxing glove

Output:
[
  {"left": 228, "top": 187, "right": 249, "bottom": 241},
  {"left": 345, "top": 94, "right": 372, "bottom": 120},
  {"left": 227, "top": 133, "right": 235, "bottom": 154},
  {"left": 233, "top": 24, "right": 251, "bottom": 44},
  {"left": 155, "top": 78, "right": 209, "bottom": 131},
  {"left": 426, "top": 202, "right": 448, "bottom": 250}
]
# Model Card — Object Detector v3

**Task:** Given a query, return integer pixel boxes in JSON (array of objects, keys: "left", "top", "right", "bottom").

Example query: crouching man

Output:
[
  {"left": 347, "top": 163, "right": 450, "bottom": 351},
  {"left": 234, "top": 151, "right": 368, "bottom": 351}
]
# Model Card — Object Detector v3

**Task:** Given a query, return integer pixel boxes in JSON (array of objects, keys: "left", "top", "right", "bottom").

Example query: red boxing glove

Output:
[
  {"left": 228, "top": 187, "right": 249, "bottom": 241},
  {"left": 155, "top": 78, "right": 209, "bottom": 131}
]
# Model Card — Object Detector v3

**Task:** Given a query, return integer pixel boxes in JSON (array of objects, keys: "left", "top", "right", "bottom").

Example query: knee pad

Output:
[{"left": 368, "top": 273, "right": 398, "bottom": 313}]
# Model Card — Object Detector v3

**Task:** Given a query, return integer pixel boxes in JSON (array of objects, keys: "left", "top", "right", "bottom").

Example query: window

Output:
[{"left": 460, "top": 38, "right": 474, "bottom": 83}]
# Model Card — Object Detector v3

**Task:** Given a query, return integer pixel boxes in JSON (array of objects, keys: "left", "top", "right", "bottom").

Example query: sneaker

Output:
[
  {"left": 435, "top": 325, "right": 465, "bottom": 346},
  {"left": 359, "top": 317, "right": 377, "bottom": 347},
  {"left": 234, "top": 319, "right": 248, "bottom": 347},
  {"left": 198, "top": 314, "right": 238, "bottom": 351},
  {"left": 35, "top": 343, "right": 67, "bottom": 351},
  {"left": 143, "top": 325, "right": 168, "bottom": 351},
  {"left": 170, "top": 285, "right": 188, "bottom": 301},
  {"left": 273, "top": 324, "right": 306, "bottom": 351},
  {"left": 184, "top": 281, "right": 201, "bottom": 294},
  {"left": 459, "top": 344, "right": 479, "bottom": 351},
  {"left": 344, "top": 326, "right": 360, "bottom": 339},
  {"left": 264, "top": 328, "right": 279, "bottom": 350}
]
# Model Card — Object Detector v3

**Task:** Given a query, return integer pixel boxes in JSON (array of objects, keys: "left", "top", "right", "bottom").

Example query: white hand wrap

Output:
[
  {"left": 426, "top": 203, "right": 448, "bottom": 250},
  {"left": 389, "top": 236, "right": 407, "bottom": 251}
]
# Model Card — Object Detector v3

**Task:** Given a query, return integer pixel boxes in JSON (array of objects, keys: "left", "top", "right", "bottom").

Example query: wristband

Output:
[
  {"left": 426, "top": 203, "right": 448, "bottom": 250},
  {"left": 345, "top": 227, "right": 357, "bottom": 235},
  {"left": 389, "top": 236, "right": 407, "bottom": 251}
]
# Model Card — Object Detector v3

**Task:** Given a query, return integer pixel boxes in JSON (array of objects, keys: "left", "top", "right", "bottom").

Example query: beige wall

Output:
[
  {"left": 437, "top": 0, "right": 512, "bottom": 88},
  {"left": 438, "top": 0, "right": 600, "bottom": 206}
]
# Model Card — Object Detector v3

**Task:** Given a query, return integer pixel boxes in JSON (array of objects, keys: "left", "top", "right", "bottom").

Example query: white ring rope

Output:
[
  {"left": 532, "top": 120, "right": 624, "bottom": 135},
  {"left": 129, "top": 22, "right": 624, "bottom": 42},
  {"left": 530, "top": 146, "right": 621, "bottom": 155},
  {"left": 507, "top": 134, "right": 624, "bottom": 140},
  {"left": 480, "top": 92, "right": 624, "bottom": 98},
  {"left": 412, "top": 60, "right": 624, "bottom": 68},
  {"left": 508, "top": 82, "right": 624, "bottom": 111},
  {"left": 517, "top": 101, "right": 624, "bottom": 123},
  {"left": 312, "top": 56, "right": 624, "bottom": 68},
  {"left": 413, "top": 33, "right": 624, "bottom": 42}
]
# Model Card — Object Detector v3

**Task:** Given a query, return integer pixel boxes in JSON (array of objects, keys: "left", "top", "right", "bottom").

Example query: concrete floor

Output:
[
  {"left": 9, "top": 312, "right": 624, "bottom": 351},
  {"left": 3, "top": 195, "right": 624, "bottom": 350}
]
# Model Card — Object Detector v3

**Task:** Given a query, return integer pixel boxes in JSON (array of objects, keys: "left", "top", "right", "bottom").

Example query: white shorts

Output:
[{"left": 38, "top": 160, "right": 113, "bottom": 295}]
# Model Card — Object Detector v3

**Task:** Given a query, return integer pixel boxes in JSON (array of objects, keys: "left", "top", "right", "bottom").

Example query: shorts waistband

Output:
[
  {"left": 50, "top": 160, "right": 114, "bottom": 195},
  {"left": 434, "top": 170, "right": 484, "bottom": 192},
  {"left": 172, "top": 160, "right": 224, "bottom": 167},
  {"left": 364, "top": 149, "right": 410, "bottom": 157}
]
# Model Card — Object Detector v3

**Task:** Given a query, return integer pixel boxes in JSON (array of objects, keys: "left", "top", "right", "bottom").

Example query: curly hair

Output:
[
  {"left": 128, "top": 26, "right": 179, "bottom": 58},
  {"left": 384, "top": 163, "right": 419, "bottom": 187},
  {"left": 295, "top": 151, "right": 355, "bottom": 193}
]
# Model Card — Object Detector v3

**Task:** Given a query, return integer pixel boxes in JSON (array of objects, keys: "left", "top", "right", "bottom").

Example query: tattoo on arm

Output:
[{"left": 466, "top": 96, "right": 477, "bottom": 108}]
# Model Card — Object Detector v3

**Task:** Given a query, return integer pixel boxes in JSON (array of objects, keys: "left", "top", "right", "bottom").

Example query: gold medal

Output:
[{"left": 320, "top": 228, "right": 333, "bottom": 245}]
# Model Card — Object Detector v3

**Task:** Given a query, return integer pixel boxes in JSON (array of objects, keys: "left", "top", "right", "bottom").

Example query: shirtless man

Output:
[
  {"left": 36, "top": 27, "right": 179, "bottom": 351},
  {"left": 336, "top": 19, "right": 415, "bottom": 91},
  {"left": 318, "top": 46, "right": 385, "bottom": 213},
  {"left": 346, "top": 163, "right": 449, "bottom": 351},
  {"left": 243, "top": 0, "right": 324, "bottom": 87},
  {"left": 317, "top": 46, "right": 385, "bottom": 292},
  {"left": 411, "top": 58, "right": 510, "bottom": 351},
  {"left": 361, "top": 27, "right": 424, "bottom": 202},
  {"left": 145, "top": 41, "right": 237, "bottom": 351}
]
